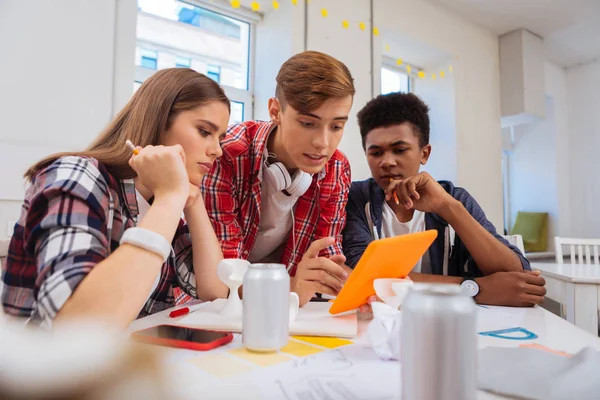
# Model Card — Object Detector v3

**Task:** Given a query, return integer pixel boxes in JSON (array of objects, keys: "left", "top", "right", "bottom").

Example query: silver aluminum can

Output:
[
  {"left": 401, "top": 283, "right": 477, "bottom": 400},
  {"left": 242, "top": 263, "right": 290, "bottom": 352}
]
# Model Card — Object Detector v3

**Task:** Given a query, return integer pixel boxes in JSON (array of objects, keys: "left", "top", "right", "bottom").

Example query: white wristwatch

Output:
[
  {"left": 460, "top": 278, "right": 480, "bottom": 297},
  {"left": 120, "top": 227, "right": 171, "bottom": 262}
]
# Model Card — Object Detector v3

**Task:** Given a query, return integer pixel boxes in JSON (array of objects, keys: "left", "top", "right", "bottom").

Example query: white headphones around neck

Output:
[{"left": 263, "top": 160, "right": 313, "bottom": 197}]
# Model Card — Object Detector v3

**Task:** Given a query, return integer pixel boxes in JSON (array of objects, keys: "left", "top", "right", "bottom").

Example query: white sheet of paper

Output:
[
  {"left": 175, "top": 343, "right": 399, "bottom": 400},
  {"left": 476, "top": 306, "right": 527, "bottom": 332},
  {"left": 174, "top": 299, "right": 358, "bottom": 338},
  {"left": 254, "top": 346, "right": 399, "bottom": 400}
]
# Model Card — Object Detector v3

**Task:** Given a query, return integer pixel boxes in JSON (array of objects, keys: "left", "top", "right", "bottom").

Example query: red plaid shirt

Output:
[{"left": 202, "top": 120, "right": 351, "bottom": 275}]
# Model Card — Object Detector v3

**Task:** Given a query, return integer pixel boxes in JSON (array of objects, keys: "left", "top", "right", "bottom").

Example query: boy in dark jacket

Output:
[{"left": 343, "top": 92, "right": 546, "bottom": 307}]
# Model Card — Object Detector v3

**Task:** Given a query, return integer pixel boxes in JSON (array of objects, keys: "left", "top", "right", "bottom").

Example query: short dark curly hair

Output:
[{"left": 357, "top": 92, "right": 430, "bottom": 150}]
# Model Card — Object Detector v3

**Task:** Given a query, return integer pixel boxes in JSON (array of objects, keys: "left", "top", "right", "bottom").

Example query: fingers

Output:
[
  {"left": 387, "top": 177, "right": 423, "bottom": 209},
  {"left": 523, "top": 273, "right": 546, "bottom": 286},
  {"left": 129, "top": 146, "right": 144, "bottom": 169},
  {"left": 524, "top": 283, "right": 547, "bottom": 297},
  {"left": 172, "top": 143, "right": 186, "bottom": 163},
  {"left": 306, "top": 257, "right": 348, "bottom": 279},
  {"left": 340, "top": 264, "right": 353, "bottom": 278},
  {"left": 303, "top": 237, "right": 335, "bottom": 259},
  {"left": 310, "top": 282, "right": 339, "bottom": 298},
  {"left": 521, "top": 293, "right": 545, "bottom": 306},
  {"left": 406, "top": 179, "right": 420, "bottom": 200},
  {"left": 329, "top": 254, "right": 346, "bottom": 266},
  {"left": 384, "top": 180, "right": 397, "bottom": 202},
  {"left": 396, "top": 180, "right": 413, "bottom": 209},
  {"left": 524, "top": 269, "right": 542, "bottom": 277}
]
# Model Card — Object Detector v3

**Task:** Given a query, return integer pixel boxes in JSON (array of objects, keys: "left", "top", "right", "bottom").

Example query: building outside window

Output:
[{"left": 135, "top": 0, "right": 255, "bottom": 125}]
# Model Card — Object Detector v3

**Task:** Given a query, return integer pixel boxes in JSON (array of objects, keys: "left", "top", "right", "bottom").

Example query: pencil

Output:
[
  {"left": 390, "top": 178, "right": 400, "bottom": 205},
  {"left": 126, "top": 139, "right": 140, "bottom": 155}
]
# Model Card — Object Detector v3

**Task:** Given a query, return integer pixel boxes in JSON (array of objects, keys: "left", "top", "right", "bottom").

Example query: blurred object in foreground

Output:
[{"left": 0, "top": 319, "right": 176, "bottom": 400}]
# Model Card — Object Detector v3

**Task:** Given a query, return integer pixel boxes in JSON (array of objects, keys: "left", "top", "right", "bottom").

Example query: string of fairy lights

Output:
[{"left": 226, "top": 0, "right": 455, "bottom": 80}]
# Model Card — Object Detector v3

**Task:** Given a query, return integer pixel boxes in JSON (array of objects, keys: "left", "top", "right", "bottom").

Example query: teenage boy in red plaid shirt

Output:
[{"left": 202, "top": 51, "right": 355, "bottom": 306}]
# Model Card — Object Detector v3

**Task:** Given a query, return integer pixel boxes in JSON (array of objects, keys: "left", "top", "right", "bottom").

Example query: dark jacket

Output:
[{"left": 342, "top": 178, "right": 530, "bottom": 277}]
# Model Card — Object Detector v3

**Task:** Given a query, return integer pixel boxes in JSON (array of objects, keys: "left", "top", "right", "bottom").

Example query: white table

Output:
[
  {"left": 130, "top": 304, "right": 600, "bottom": 399},
  {"left": 532, "top": 262, "right": 600, "bottom": 335}
]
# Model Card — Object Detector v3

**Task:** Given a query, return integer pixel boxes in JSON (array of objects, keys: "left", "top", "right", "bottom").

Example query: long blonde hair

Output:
[{"left": 25, "top": 68, "right": 230, "bottom": 180}]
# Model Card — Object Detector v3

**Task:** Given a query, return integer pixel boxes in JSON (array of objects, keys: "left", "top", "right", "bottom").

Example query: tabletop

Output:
[
  {"left": 130, "top": 303, "right": 600, "bottom": 400},
  {"left": 532, "top": 262, "right": 600, "bottom": 284}
]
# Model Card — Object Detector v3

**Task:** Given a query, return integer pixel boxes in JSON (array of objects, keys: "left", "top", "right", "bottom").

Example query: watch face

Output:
[{"left": 461, "top": 280, "right": 479, "bottom": 297}]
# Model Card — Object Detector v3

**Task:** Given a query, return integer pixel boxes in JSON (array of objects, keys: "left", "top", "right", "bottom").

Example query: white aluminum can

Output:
[
  {"left": 242, "top": 263, "right": 290, "bottom": 352},
  {"left": 401, "top": 283, "right": 477, "bottom": 400}
]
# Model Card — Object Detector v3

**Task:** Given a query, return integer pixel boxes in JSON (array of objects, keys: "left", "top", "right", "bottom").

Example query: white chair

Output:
[
  {"left": 554, "top": 236, "right": 600, "bottom": 265},
  {"left": 502, "top": 234, "right": 526, "bottom": 254}
]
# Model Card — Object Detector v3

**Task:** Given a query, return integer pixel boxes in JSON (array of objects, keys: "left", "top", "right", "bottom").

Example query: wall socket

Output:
[{"left": 6, "top": 220, "right": 16, "bottom": 237}]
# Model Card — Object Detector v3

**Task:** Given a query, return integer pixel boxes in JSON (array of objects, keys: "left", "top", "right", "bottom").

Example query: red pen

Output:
[{"left": 169, "top": 303, "right": 207, "bottom": 318}]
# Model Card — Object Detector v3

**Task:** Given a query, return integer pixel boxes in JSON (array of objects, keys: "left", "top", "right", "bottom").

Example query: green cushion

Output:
[{"left": 510, "top": 212, "right": 548, "bottom": 252}]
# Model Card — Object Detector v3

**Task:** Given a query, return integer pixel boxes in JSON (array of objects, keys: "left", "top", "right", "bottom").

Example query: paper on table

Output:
[
  {"left": 478, "top": 346, "right": 600, "bottom": 400},
  {"left": 174, "top": 299, "right": 357, "bottom": 338},
  {"left": 254, "top": 346, "right": 399, "bottom": 400},
  {"left": 476, "top": 306, "right": 527, "bottom": 332}
]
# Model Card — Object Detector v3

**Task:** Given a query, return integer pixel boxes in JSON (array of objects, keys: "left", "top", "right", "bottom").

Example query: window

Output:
[
  {"left": 381, "top": 66, "right": 411, "bottom": 95},
  {"left": 230, "top": 101, "right": 244, "bottom": 125},
  {"left": 207, "top": 64, "right": 221, "bottom": 83},
  {"left": 135, "top": 0, "right": 255, "bottom": 124},
  {"left": 175, "top": 56, "right": 191, "bottom": 68},
  {"left": 139, "top": 49, "right": 158, "bottom": 70}
]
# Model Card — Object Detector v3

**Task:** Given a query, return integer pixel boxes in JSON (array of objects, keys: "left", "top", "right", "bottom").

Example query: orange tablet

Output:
[{"left": 329, "top": 229, "right": 437, "bottom": 315}]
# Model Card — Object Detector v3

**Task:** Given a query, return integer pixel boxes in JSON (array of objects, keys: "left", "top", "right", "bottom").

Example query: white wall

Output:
[
  {"left": 504, "top": 62, "right": 571, "bottom": 249},
  {"left": 414, "top": 63, "right": 457, "bottom": 183},
  {"left": 254, "top": 0, "right": 305, "bottom": 121},
  {"left": 567, "top": 60, "right": 600, "bottom": 238},
  {"left": 548, "top": 62, "right": 571, "bottom": 239},
  {"left": 305, "top": 0, "right": 372, "bottom": 181},
  {"left": 507, "top": 98, "right": 558, "bottom": 250},
  {"left": 374, "top": 0, "right": 504, "bottom": 229},
  {"left": 0, "top": 0, "right": 136, "bottom": 240}
]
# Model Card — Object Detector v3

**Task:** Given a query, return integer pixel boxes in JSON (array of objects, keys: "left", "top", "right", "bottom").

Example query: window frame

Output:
[
  {"left": 134, "top": 0, "right": 258, "bottom": 123},
  {"left": 381, "top": 56, "right": 415, "bottom": 94}
]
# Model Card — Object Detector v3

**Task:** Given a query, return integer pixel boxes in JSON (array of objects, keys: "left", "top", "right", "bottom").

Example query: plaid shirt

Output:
[
  {"left": 1, "top": 156, "right": 197, "bottom": 327},
  {"left": 202, "top": 120, "right": 351, "bottom": 275}
]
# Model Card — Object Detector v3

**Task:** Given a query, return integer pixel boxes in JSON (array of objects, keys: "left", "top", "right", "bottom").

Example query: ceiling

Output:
[{"left": 426, "top": 0, "right": 600, "bottom": 68}]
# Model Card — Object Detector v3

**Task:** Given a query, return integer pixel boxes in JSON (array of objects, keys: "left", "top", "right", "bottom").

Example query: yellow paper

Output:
[
  {"left": 359, "top": 22, "right": 366, "bottom": 31},
  {"left": 228, "top": 348, "right": 292, "bottom": 367},
  {"left": 385, "top": 44, "right": 390, "bottom": 52},
  {"left": 418, "top": 71, "right": 425, "bottom": 79},
  {"left": 281, "top": 340, "right": 324, "bottom": 357},
  {"left": 321, "top": 8, "right": 328, "bottom": 17},
  {"left": 230, "top": 0, "right": 241, "bottom": 8},
  {"left": 293, "top": 336, "right": 353, "bottom": 349},
  {"left": 440, "top": 71, "right": 445, "bottom": 78},
  {"left": 406, "top": 65, "right": 412, "bottom": 74},
  {"left": 342, "top": 20, "right": 349, "bottom": 29},
  {"left": 187, "top": 353, "right": 252, "bottom": 377},
  {"left": 396, "top": 58, "right": 403, "bottom": 66},
  {"left": 373, "top": 27, "right": 379, "bottom": 36},
  {"left": 292, "top": 0, "right": 297, "bottom": 4},
  {"left": 272, "top": 0, "right": 279, "bottom": 9},
  {"left": 250, "top": 1, "right": 260, "bottom": 11}
]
